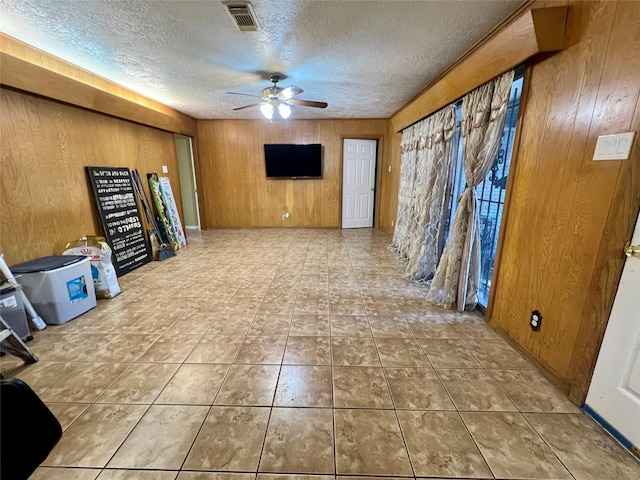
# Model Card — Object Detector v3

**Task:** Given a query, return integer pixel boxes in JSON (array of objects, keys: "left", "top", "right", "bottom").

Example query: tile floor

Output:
[{"left": 2, "top": 228, "right": 639, "bottom": 480}]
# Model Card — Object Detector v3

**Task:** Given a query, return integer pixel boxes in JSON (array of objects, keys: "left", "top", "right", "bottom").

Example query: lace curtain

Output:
[
  {"left": 427, "top": 70, "right": 514, "bottom": 310},
  {"left": 390, "top": 105, "right": 456, "bottom": 281}
]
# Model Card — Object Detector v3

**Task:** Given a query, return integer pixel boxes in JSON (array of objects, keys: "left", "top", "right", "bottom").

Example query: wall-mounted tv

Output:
[{"left": 264, "top": 143, "right": 322, "bottom": 178}]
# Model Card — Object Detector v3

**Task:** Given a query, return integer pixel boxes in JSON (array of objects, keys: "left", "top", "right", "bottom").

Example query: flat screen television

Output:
[{"left": 264, "top": 143, "right": 322, "bottom": 178}]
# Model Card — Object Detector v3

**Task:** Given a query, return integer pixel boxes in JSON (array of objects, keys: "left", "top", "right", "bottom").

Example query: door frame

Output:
[
  {"left": 174, "top": 134, "right": 203, "bottom": 230},
  {"left": 340, "top": 135, "right": 384, "bottom": 229}
]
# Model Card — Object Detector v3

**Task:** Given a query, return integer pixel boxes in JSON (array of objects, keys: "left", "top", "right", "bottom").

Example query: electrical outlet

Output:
[{"left": 530, "top": 310, "right": 543, "bottom": 332}]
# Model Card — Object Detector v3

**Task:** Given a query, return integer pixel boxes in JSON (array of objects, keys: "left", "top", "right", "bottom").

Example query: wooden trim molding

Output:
[
  {"left": 390, "top": 6, "right": 568, "bottom": 132},
  {"left": 0, "top": 34, "right": 197, "bottom": 136}
]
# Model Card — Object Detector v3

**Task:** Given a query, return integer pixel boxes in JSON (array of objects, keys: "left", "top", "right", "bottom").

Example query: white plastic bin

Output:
[{"left": 10, "top": 256, "right": 97, "bottom": 325}]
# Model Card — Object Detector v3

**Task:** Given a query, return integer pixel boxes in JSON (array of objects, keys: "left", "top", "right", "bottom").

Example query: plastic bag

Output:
[{"left": 63, "top": 236, "right": 121, "bottom": 299}]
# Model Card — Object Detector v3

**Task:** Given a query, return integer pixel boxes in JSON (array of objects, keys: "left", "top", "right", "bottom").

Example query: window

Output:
[{"left": 443, "top": 73, "right": 524, "bottom": 309}]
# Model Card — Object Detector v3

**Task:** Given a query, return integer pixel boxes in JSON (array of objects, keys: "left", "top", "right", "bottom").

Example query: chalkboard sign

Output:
[{"left": 86, "top": 166, "right": 151, "bottom": 276}]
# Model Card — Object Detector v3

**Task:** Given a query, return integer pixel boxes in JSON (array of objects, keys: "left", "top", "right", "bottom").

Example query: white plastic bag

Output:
[{"left": 63, "top": 236, "right": 121, "bottom": 299}]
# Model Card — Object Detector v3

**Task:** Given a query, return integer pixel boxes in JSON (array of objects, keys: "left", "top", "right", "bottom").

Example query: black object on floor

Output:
[{"left": 0, "top": 378, "right": 62, "bottom": 480}]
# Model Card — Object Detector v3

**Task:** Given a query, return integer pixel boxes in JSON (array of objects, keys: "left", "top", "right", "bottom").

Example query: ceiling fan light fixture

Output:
[
  {"left": 278, "top": 103, "right": 292, "bottom": 119},
  {"left": 260, "top": 102, "right": 274, "bottom": 120}
]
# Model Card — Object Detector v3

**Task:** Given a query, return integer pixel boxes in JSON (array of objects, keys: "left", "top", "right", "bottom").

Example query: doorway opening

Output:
[{"left": 174, "top": 134, "right": 201, "bottom": 230}]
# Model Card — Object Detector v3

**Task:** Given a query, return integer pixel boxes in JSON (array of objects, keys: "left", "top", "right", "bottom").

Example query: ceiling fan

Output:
[{"left": 228, "top": 74, "right": 328, "bottom": 119}]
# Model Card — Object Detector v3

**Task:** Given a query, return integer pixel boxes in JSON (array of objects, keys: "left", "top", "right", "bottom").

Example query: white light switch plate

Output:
[
  {"left": 593, "top": 132, "right": 635, "bottom": 161},
  {"left": 162, "top": 165, "right": 169, "bottom": 173}
]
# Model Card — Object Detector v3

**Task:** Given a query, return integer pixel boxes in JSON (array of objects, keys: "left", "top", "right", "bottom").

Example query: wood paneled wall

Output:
[
  {"left": 196, "top": 119, "right": 388, "bottom": 228},
  {"left": 0, "top": 88, "right": 183, "bottom": 266},
  {"left": 490, "top": 0, "right": 640, "bottom": 403},
  {"left": 378, "top": 0, "right": 640, "bottom": 403}
]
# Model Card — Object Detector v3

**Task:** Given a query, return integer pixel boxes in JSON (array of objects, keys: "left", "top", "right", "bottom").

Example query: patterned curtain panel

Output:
[
  {"left": 427, "top": 70, "right": 514, "bottom": 311},
  {"left": 390, "top": 104, "right": 456, "bottom": 282}
]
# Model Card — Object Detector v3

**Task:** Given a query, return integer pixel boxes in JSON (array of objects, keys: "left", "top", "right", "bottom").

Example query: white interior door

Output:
[
  {"left": 586, "top": 210, "right": 640, "bottom": 448},
  {"left": 342, "top": 139, "right": 377, "bottom": 228}
]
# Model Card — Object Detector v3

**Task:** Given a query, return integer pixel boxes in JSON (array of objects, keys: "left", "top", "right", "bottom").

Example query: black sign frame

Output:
[{"left": 86, "top": 166, "right": 151, "bottom": 276}]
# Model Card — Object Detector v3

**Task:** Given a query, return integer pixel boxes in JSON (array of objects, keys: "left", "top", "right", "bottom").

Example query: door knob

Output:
[{"left": 624, "top": 243, "right": 640, "bottom": 258}]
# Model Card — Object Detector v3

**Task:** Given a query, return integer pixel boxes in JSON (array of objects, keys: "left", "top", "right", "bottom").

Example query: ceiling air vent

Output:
[{"left": 224, "top": 2, "right": 260, "bottom": 31}]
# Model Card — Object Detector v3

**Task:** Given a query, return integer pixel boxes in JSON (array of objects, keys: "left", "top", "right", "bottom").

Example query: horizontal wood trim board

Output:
[
  {"left": 0, "top": 35, "right": 196, "bottom": 136},
  {"left": 390, "top": 6, "right": 567, "bottom": 132}
]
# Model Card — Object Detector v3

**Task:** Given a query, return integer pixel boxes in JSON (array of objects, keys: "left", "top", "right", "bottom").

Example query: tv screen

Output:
[{"left": 264, "top": 144, "right": 322, "bottom": 178}]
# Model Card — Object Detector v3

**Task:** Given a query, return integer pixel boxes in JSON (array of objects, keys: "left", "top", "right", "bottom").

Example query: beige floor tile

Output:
[
  {"left": 164, "top": 318, "right": 213, "bottom": 335},
  {"left": 375, "top": 338, "right": 430, "bottom": 367},
  {"left": 330, "top": 315, "right": 372, "bottom": 337},
  {"left": 385, "top": 368, "right": 454, "bottom": 410},
  {"left": 332, "top": 337, "right": 381, "bottom": 366},
  {"left": 274, "top": 365, "right": 333, "bottom": 407},
  {"left": 368, "top": 316, "right": 414, "bottom": 338},
  {"left": 155, "top": 363, "right": 230, "bottom": 405},
  {"left": 260, "top": 476, "right": 333, "bottom": 480},
  {"left": 108, "top": 405, "right": 208, "bottom": 469},
  {"left": 234, "top": 335, "right": 287, "bottom": 364},
  {"left": 336, "top": 478, "right": 409, "bottom": 480},
  {"left": 289, "top": 314, "right": 330, "bottom": 336},
  {"left": 461, "top": 411, "right": 572, "bottom": 479},
  {"left": 283, "top": 336, "right": 331, "bottom": 365},
  {"left": 449, "top": 321, "right": 500, "bottom": 339},
  {"left": 135, "top": 334, "right": 200, "bottom": 362},
  {"left": 12, "top": 229, "right": 636, "bottom": 480},
  {"left": 333, "top": 366, "right": 393, "bottom": 409},
  {"left": 46, "top": 402, "right": 91, "bottom": 430},
  {"left": 179, "top": 473, "right": 256, "bottom": 480},
  {"left": 438, "top": 369, "right": 518, "bottom": 411},
  {"left": 215, "top": 364, "right": 280, "bottom": 405},
  {"left": 258, "top": 298, "right": 296, "bottom": 315},
  {"left": 223, "top": 297, "right": 263, "bottom": 315},
  {"left": 90, "top": 334, "right": 159, "bottom": 362},
  {"left": 329, "top": 297, "right": 367, "bottom": 315},
  {"left": 334, "top": 409, "right": 412, "bottom": 476},
  {"left": 490, "top": 370, "right": 580, "bottom": 413},
  {"left": 405, "top": 317, "right": 458, "bottom": 338},
  {"left": 260, "top": 408, "right": 335, "bottom": 474},
  {"left": 397, "top": 410, "right": 490, "bottom": 478},
  {"left": 123, "top": 313, "right": 181, "bottom": 334},
  {"left": 186, "top": 335, "right": 243, "bottom": 363},
  {"left": 418, "top": 338, "right": 482, "bottom": 368},
  {"left": 294, "top": 299, "right": 330, "bottom": 315},
  {"left": 97, "top": 470, "right": 178, "bottom": 480},
  {"left": 43, "top": 404, "right": 147, "bottom": 467},
  {"left": 41, "top": 363, "right": 129, "bottom": 403},
  {"left": 206, "top": 317, "right": 252, "bottom": 336},
  {"left": 248, "top": 314, "right": 292, "bottom": 335},
  {"left": 184, "top": 406, "right": 270, "bottom": 471},
  {"left": 463, "top": 339, "right": 532, "bottom": 370},
  {"left": 30, "top": 467, "right": 101, "bottom": 480},
  {"left": 526, "top": 413, "right": 640, "bottom": 480},
  {"left": 96, "top": 363, "right": 179, "bottom": 404},
  {"left": 6, "top": 361, "right": 77, "bottom": 395}
]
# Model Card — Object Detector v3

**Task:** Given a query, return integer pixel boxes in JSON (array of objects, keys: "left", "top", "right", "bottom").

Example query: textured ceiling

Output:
[{"left": 0, "top": 0, "right": 524, "bottom": 120}]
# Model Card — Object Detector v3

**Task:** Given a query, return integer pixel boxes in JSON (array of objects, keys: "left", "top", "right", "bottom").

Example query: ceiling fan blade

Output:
[
  {"left": 278, "top": 85, "right": 304, "bottom": 99},
  {"left": 292, "top": 99, "right": 328, "bottom": 109},
  {"left": 232, "top": 103, "right": 261, "bottom": 111},
  {"left": 227, "top": 92, "right": 263, "bottom": 99}
]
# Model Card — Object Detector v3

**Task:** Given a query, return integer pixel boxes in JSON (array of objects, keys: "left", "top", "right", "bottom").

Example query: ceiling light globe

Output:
[
  {"left": 278, "top": 103, "right": 292, "bottom": 119},
  {"left": 260, "top": 103, "right": 274, "bottom": 120}
]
